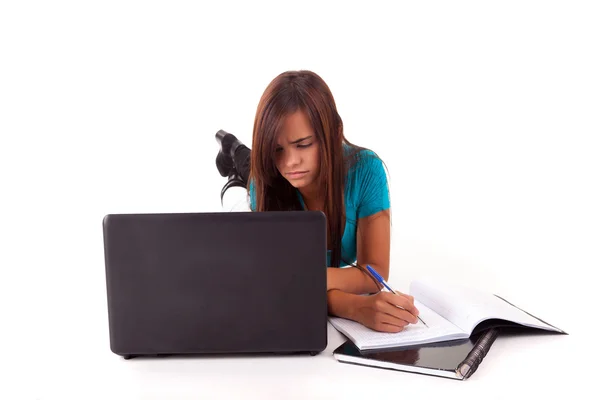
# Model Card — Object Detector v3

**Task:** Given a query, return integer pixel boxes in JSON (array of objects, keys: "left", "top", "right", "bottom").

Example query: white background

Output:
[{"left": 1, "top": 1, "right": 598, "bottom": 398}]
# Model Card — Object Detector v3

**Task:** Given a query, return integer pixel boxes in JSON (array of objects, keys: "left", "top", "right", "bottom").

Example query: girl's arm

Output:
[
  {"left": 327, "top": 209, "right": 420, "bottom": 332},
  {"left": 327, "top": 209, "right": 391, "bottom": 294}
]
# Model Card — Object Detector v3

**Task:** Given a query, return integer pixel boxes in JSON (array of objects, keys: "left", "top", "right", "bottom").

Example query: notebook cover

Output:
[{"left": 333, "top": 329, "right": 493, "bottom": 380}]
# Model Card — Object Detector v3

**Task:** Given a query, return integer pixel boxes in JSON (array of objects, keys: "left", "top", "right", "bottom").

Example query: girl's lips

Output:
[{"left": 287, "top": 171, "right": 308, "bottom": 179}]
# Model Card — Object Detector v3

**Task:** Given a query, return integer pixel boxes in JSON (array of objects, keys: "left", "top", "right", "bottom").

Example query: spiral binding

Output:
[{"left": 456, "top": 328, "right": 499, "bottom": 379}]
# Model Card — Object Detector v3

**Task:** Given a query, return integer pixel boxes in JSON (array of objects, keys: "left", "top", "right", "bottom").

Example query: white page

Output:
[
  {"left": 410, "top": 279, "right": 563, "bottom": 335},
  {"left": 328, "top": 300, "right": 467, "bottom": 350}
]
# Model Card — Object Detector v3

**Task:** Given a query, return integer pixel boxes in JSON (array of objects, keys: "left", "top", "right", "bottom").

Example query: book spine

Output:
[{"left": 456, "top": 328, "right": 499, "bottom": 379}]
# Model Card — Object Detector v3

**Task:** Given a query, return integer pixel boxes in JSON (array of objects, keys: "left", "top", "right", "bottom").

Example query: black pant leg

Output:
[{"left": 233, "top": 145, "right": 251, "bottom": 185}]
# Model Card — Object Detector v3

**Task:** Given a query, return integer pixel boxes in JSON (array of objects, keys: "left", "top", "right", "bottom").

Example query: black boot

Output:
[
  {"left": 215, "top": 130, "right": 243, "bottom": 176},
  {"left": 215, "top": 130, "right": 250, "bottom": 205},
  {"left": 215, "top": 129, "right": 251, "bottom": 184}
]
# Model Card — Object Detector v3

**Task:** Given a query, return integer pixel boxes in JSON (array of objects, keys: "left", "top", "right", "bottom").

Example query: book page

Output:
[
  {"left": 410, "top": 279, "right": 563, "bottom": 335},
  {"left": 328, "top": 300, "right": 467, "bottom": 350}
]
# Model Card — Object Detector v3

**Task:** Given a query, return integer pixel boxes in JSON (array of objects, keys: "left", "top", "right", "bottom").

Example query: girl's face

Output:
[{"left": 274, "top": 110, "right": 321, "bottom": 191}]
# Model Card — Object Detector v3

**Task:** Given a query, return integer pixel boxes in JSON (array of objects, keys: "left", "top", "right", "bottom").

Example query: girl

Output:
[{"left": 214, "top": 70, "right": 420, "bottom": 333}]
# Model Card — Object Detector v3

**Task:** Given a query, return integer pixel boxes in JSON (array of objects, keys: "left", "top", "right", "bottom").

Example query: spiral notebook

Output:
[{"left": 333, "top": 328, "right": 499, "bottom": 380}]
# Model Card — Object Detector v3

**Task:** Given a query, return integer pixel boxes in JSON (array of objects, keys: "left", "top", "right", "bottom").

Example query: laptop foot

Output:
[
  {"left": 123, "top": 354, "right": 135, "bottom": 360},
  {"left": 310, "top": 351, "right": 319, "bottom": 356}
]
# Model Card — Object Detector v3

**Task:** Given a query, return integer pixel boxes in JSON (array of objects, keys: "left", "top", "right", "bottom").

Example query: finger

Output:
[
  {"left": 377, "top": 322, "right": 407, "bottom": 333},
  {"left": 382, "top": 291, "right": 416, "bottom": 311},
  {"left": 376, "top": 298, "right": 419, "bottom": 324},
  {"left": 401, "top": 293, "right": 415, "bottom": 303},
  {"left": 381, "top": 292, "right": 420, "bottom": 319},
  {"left": 393, "top": 294, "right": 419, "bottom": 317},
  {"left": 371, "top": 320, "right": 406, "bottom": 333},
  {"left": 375, "top": 313, "right": 409, "bottom": 332},
  {"left": 390, "top": 308, "right": 419, "bottom": 325},
  {"left": 395, "top": 292, "right": 415, "bottom": 305},
  {"left": 376, "top": 325, "right": 403, "bottom": 333}
]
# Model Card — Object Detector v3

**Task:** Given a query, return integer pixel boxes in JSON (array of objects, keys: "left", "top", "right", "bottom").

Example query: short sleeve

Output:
[{"left": 355, "top": 152, "right": 391, "bottom": 219}]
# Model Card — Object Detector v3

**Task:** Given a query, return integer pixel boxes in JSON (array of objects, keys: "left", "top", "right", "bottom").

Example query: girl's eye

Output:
[
  {"left": 298, "top": 143, "right": 312, "bottom": 148},
  {"left": 275, "top": 147, "right": 283, "bottom": 153}
]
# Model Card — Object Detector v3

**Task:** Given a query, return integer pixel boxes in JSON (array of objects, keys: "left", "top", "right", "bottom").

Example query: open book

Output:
[{"left": 329, "top": 279, "right": 566, "bottom": 351}]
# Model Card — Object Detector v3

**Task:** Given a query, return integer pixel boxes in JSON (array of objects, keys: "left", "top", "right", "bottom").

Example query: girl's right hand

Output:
[{"left": 354, "top": 291, "right": 420, "bottom": 333}]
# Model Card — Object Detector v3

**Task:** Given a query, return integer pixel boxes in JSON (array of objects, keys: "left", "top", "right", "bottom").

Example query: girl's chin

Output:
[
  {"left": 288, "top": 181, "right": 305, "bottom": 188},
  {"left": 287, "top": 178, "right": 312, "bottom": 189}
]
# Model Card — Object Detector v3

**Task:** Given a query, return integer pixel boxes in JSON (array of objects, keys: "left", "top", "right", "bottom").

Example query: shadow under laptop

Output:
[{"left": 119, "top": 350, "right": 324, "bottom": 361}]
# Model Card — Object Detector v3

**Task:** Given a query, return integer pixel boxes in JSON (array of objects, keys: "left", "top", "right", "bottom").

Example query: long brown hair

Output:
[{"left": 249, "top": 70, "right": 366, "bottom": 269}]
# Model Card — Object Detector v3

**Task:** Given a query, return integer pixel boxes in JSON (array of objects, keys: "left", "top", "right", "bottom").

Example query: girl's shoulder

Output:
[
  {"left": 343, "top": 143, "right": 386, "bottom": 181},
  {"left": 343, "top": 142, "right": 390, "bottom": 218}
]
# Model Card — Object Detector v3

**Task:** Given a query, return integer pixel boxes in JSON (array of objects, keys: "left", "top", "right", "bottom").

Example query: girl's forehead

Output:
[{"left": 276, "top": 111, "right": 314, "bottom": 144}]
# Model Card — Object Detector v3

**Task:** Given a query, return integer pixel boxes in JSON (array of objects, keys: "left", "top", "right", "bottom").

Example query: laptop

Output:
[{"left": 102, "top": 211, "right": 328, "bottom": 359}]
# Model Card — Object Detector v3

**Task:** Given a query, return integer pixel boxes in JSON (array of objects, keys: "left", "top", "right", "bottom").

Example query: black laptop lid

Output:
[{"left": 102, "top": 211, "right": 327, "bottom": 357}]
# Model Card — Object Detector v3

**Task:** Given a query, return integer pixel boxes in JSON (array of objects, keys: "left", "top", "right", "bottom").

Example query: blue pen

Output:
[{"left": 365, "top": 265, "right": 428, "bottom": 327}]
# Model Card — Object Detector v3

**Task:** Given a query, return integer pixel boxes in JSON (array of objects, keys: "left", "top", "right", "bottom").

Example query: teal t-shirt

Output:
[{"left": 249, "top": 147, "right": 390, "bottom": 267}]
